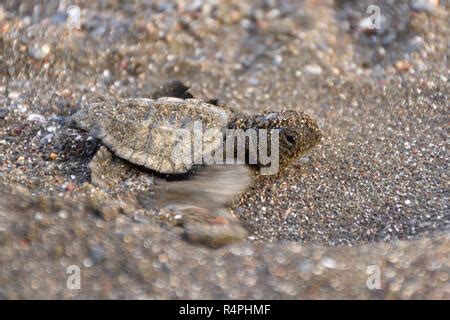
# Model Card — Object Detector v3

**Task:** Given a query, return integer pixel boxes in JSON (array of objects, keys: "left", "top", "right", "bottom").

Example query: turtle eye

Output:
[
  {"left": 286, "top": 135, "right": 296, "bottom": 144},
  {"left": 280, "top": 129, "right": 297, "bottom": 146}
]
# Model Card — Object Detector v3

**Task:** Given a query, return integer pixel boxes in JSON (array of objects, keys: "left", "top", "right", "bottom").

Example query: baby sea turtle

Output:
[{"left": 72, "top": 81, "right": 322, "bottom": 247}]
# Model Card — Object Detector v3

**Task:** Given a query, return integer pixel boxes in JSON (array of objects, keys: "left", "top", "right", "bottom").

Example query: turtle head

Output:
[{"left": 255, "top": 110, "right": 322, "bottom": 168}]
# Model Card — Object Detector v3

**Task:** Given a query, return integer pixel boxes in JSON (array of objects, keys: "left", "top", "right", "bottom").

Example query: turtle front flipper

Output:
[
  {"left": 140, "top": 164, "right": 253, "bottom": 209},
  {"left": 138, "top": 164, "right": 253, "bottom": 247},
  {"left": 150, "top": 80, "right": 193, "bottom": 99}
]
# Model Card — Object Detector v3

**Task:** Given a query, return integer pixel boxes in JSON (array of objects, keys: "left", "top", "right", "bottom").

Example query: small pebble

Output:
[
  {"left": 321, "top": 257, "right": 337, "bottom": 269},
  {"left": 83, "top": 258, "right": 93, "bottom": 268},
  {"left": 174, "top": 214, "right": 182, "bottom": 220},
  {"left": 0, "top": 108, "right": 9, "bottom": 119},
  {"left": 8, "top": 91, "right": 20, "bottom": 100},
  {"left": 39, "top": 134, "right": 53, "bottom": 146},
  {"left": 273, "top": 55, "right": 283, "bottom": 66},
  {"left": 248, "top": 77, "right": 260, "bottom": 86},
  {"left": 406, "top": 36, "right": 424, "bottom": 53},
  {"left": 304, "top": 64, "right": 323, "bottom": 75},
  {"left": 66, "top": 182, "right": 75, "bottom": 192},
  {"left": 89, "top": 245, "right": 106, "bottom": 264},
  {"left": 28, "top": 43, "right": 51, "bottom": 60},
  {"left": 49, "top": 152, "right": 58, "bottom": 161},
  {"left": 298, "top": 156, "right": 311, "bottom": 164},
  {"left": 58, "top": 210, "right": 68, "bottom": 219},
  {"left": 10, "top": 127, "right": 21, "bottom": 136},
  {"left": 395, "top": 60, "right": 411, "bottom": 72},
  {"left": 358, "top": 17, "right": 378, "bottom": 34},
  {"left": 411, "top": 0, "right": 438, "bottom": 13},
  {"left": 27, "top": 113, "right": 47, "bottom": 124}
]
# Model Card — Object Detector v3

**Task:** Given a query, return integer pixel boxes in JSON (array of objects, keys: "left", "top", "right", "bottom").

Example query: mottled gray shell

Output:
[{"left": 72, "top": 97, "right": 231, "bottom": 174}]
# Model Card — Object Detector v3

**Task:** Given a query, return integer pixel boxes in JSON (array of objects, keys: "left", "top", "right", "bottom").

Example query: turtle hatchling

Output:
[{"left": 72, "top": 81, "right": 322, "bottom": 247}]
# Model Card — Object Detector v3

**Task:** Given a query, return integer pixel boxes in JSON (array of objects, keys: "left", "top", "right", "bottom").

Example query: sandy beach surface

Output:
[{"left": 0, "top": 0, "right": 448, "bottom": 298}]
